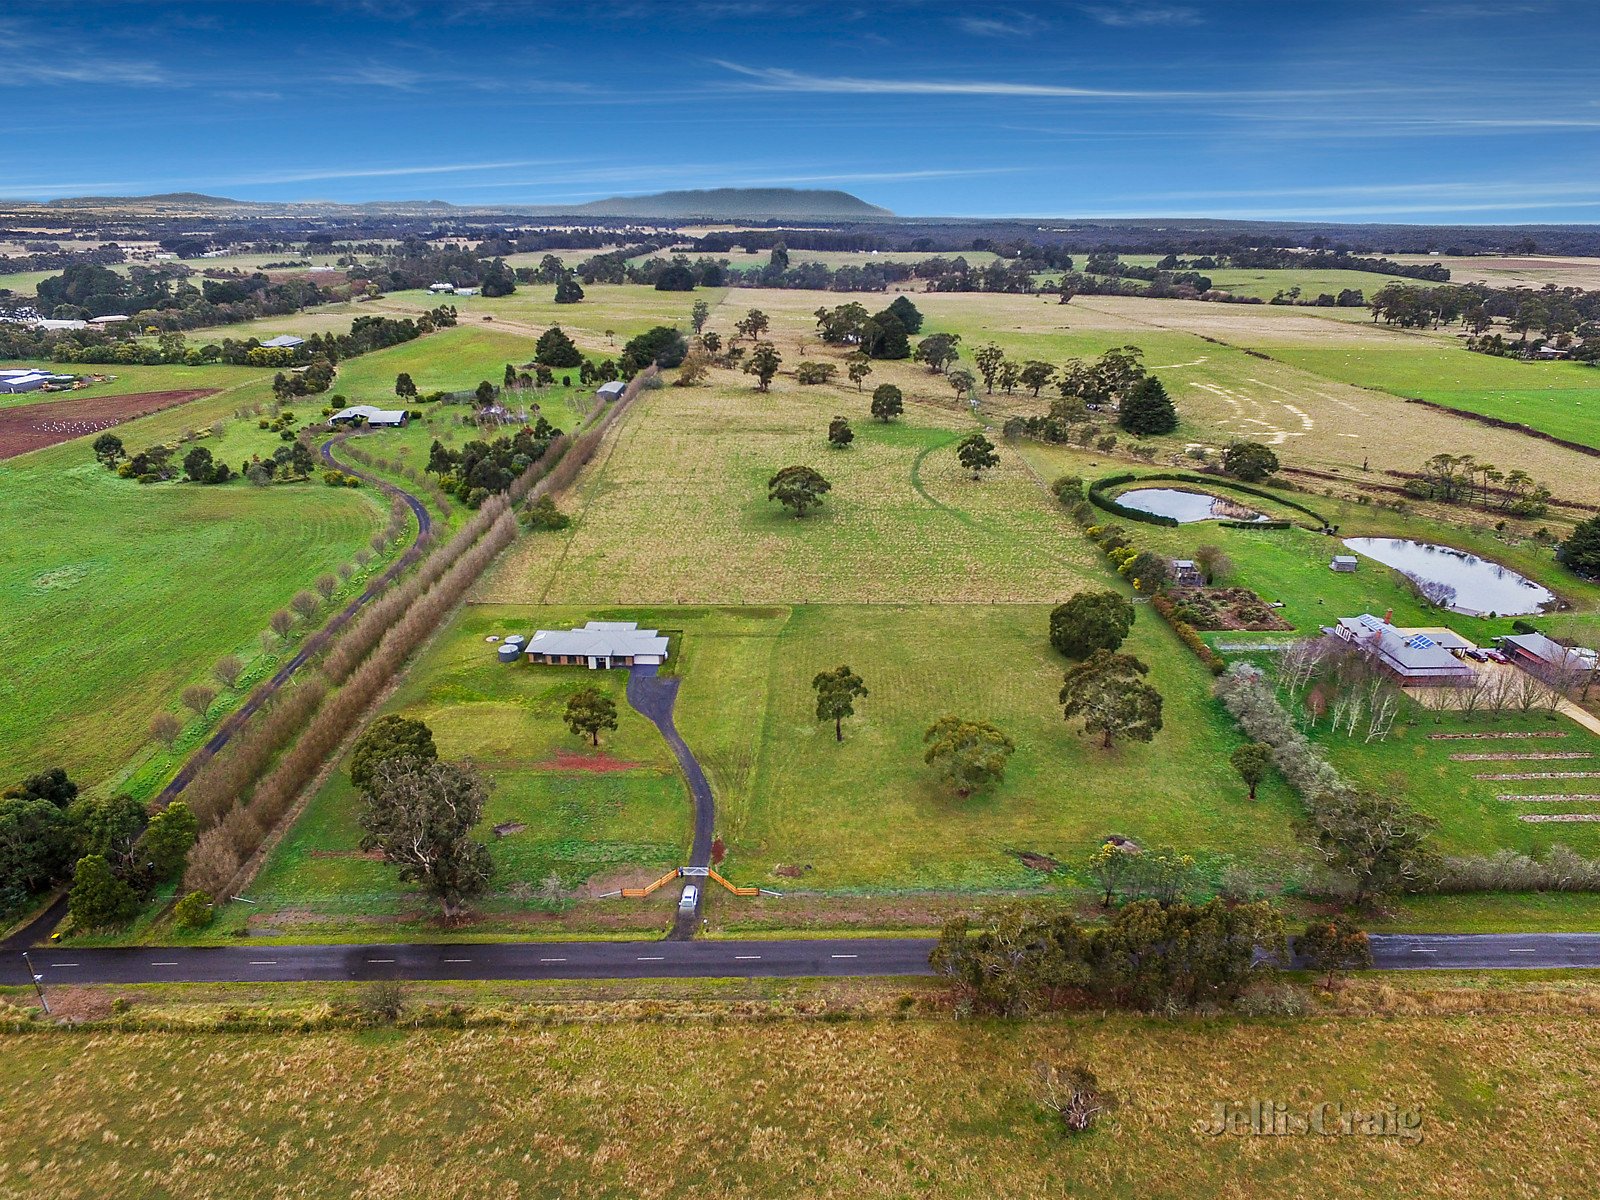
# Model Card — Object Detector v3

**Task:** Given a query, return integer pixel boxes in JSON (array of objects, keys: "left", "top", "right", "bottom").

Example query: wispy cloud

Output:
[
  {"left": 956, "top": 14, "right": 1044, "bottom": 38},
  {"left": 224, "top": 159, "right": 578, "bottom": 185},
  {"left": 343, "top": 63, "right": 428, "bottom": 91},
  {"left": 713, "top": 61, "right": 1394, "bottom": 101},
  {"left": 1080, "top": 4, "right": 1202, "bottom": 28}
]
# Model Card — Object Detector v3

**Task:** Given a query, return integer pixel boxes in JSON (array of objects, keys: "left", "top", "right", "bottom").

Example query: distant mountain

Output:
[
  {"left": 26, "top": 186, "right": 893, "bottom": 220},
  {"left": 555, "top": 188, "right": 894, "bottom": 219},
  {"left": 44, "top": 191, "right": 246, "bottom": 209}
]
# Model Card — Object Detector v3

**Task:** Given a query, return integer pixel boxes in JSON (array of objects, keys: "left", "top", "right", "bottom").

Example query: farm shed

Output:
[
  {"left": 595, "top": 380, "right": 627, "bottom": 402},
  {"left": 1330, "top": 555, "right": 1358, "bottom": 572},
  {"left": 525, "top": 621, "right": 668, "bottom": 669},
  {"left": 1500, "top": 631, "right": 1599, "bottom": 680},
  {"left": 427, "top": 282, "right": 455, "bottom": 293},
  {"left": 261, "top": 334, "right": 305, "bottom": 349},
  {"left": 0, "top": 370, "right": 49, "bottom": 394}
]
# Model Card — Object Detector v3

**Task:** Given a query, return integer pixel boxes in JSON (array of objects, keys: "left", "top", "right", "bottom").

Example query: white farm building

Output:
[{"left": 329, "top": 403, "right": 408, "bottom": 427}]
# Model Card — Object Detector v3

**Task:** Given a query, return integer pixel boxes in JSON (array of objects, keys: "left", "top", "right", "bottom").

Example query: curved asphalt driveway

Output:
[
  {"left": 153, "top": 433, "right": 431, "bottom": 808},
  {"left": 626, "top": 665, "right": 715, "bottom": 937}
]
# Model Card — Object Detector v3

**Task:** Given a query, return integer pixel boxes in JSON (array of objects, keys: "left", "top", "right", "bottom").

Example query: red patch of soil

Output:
[
  {"left": 0, "top": 389, "right": 213, "bottom": 459},
  {"left": 538, "top": 750, "right": 643, "bottom": 772}
]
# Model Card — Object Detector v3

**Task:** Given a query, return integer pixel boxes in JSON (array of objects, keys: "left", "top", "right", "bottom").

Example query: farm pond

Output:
[
  {"left": 1342, "top": 537, "right": 1555, "bottom": 616},
  {"left": 1115, "top": 487, "right": 1269, "bottom": 524}
]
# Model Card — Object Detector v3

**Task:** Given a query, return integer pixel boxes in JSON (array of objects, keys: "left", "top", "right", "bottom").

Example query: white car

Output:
[{"left": 678, "top": 885, "right": 700, "bottom": 912}]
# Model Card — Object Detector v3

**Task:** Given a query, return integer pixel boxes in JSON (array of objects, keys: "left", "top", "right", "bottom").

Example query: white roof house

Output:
[
  {"left": 524, "top": 621, "right": 668, "bottom": 669},
  {"left": 261, "top": 334, "right": 304, "bottom": 349},
  {"left": 453, "top": 286, "right": 478, "bottom": 297},
  {"left": 329, "top": 403, "right": 407, "bottom": 427},
  {"left": 30, "top": 318, "right": 87, "bottom": 331},
  {"left": 427, "top": 282, "right": 455, "bottom": 293},
  {"left": 88, "top": 314, "right": 130, "bottom": 325}
]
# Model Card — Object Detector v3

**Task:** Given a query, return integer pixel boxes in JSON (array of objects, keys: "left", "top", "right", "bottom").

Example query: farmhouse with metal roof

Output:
[
  {"left": 1330, "top": 613, "right": 1475, "bottom": 685},
  {"left": 524, "top": 621, "right": 668, "bottom": 669},
  {"left": 329, "top": 403, "right": 408, "bottom": 427}
]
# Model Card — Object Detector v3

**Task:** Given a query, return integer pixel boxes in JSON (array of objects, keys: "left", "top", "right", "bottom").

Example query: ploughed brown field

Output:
[{"left": 0, "top": 388, "right": 212, "bottom": 459}]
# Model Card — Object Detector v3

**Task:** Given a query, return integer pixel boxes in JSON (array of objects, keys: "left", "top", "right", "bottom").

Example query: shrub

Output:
[{"left": 173, "top": 890, "right": 214, "bottom": 930}]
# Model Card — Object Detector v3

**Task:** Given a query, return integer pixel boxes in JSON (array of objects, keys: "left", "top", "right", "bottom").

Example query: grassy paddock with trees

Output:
[
  {"left": 482, "top": 377, "right": 1100, "bottom": 605},
  {"left": 210, "top": 604, "right": 693, "bottom": 939},
  {"left": 1, "top": 406, "right": 398, "bottom": 794}
]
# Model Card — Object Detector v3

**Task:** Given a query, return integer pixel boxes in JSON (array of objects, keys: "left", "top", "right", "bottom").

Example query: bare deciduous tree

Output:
[
  {"left": 291, "top": 590, "right": 319, "bottom": 618},
  {"left": 181, "top": 684, "right": 217, "bottom": 718},
  {"left": 149, "top": 711, "right": 182, "bottom": 747},
  {"left": 270, "top": 609, "right": 295, "bottom": 638},
  {"left": 315, "top": 573, "right": 338, "bottom": 600},
  {"left": 213, "top": 655, "right": 244, "bottom": 688}
]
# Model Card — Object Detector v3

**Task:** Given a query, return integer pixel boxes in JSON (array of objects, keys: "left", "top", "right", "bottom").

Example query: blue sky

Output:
[{"left": 7, "top": 0, "right": 1600, "bottom": 221}]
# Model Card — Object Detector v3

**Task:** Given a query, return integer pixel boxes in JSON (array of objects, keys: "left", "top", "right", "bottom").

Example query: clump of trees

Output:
[
  {"left": 621, "top": 326, "right": 689, "bottom": 373},
  {"left": 932, "top": 899, "right": 1285, "bottom": 1014},
  {"left": 1561, "top": 516, "right": 1600, "bottom": 578},
  {"left": 426, "top": 418, "right": 558, "bottom": 508},
  {"left": 1403, "top": 452, "right": 1551, "bottom": 518},
  {"left": 0, "top": 763, "right": 198, "bottom": 930}
]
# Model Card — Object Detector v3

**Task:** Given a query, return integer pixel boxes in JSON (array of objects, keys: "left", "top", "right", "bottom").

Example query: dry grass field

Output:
[
  {"left": 3, "top": 1003, "right": 1598, "bottom": 1198},
  {"left": 479, "top": 376, "right": 1100, "bottom": 606}
]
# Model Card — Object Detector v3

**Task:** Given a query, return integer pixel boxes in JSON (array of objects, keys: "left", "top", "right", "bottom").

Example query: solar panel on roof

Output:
[
  {"left": 1408, "top": 634, "right": 1436, "bottom": 648},
  {"left": 1358, "top": 614, "right": 1385, "bottom": 632}
]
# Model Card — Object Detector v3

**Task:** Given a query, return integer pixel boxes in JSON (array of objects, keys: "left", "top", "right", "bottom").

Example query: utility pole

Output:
[{"left": 21, "top": 952, "right": 48, "bottom": 1015}]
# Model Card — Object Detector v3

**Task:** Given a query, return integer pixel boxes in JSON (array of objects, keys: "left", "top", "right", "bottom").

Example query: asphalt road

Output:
[
  {"left": 6, "top": 938, "right": 939, "bottom": 987},
  {"left": 8, "top": 933, "right": 1600, "bottom": 990}
]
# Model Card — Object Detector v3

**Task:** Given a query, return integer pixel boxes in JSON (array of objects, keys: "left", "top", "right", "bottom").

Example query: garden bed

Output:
[{"left": 1166, "top": 585, "right": 1292, "bottom": 632}]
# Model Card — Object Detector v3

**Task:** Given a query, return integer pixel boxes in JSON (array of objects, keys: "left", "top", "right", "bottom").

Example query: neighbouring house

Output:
[
  {"left": 0, "top": 370, "right": 49, "bottom": 394},
  {"left": 427, "top": 282, "right": 455, "bottom": 294},
  {"left": 524, "top": 621, "right": 669, "bottom": 669},
  {"left": 261, "top": 334, "right": 305, "bottom": 350},
  {"left": 1329, "top": 613, "right": 1475, "bottom": 686},
  {"left": 453, "top": 286, "right": 478, "bottom": 297},
  {"left": 595, "top": 380, "right": 627, "bottom": 402},
  {"left": 329, "top": 403, "right": 408, "bottom": 428},
  {"left": 1499, "top": 631, "right": 1599, "bottom": 681},
  {"left": 1330, "top": 555, "right": 1359, "bottom": 572},
  {"left": 88, "top": 314, "right": 130, "bottom": 326},
  {"left": 30, "top": 318, "right": 87, "bottom": 331}
]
